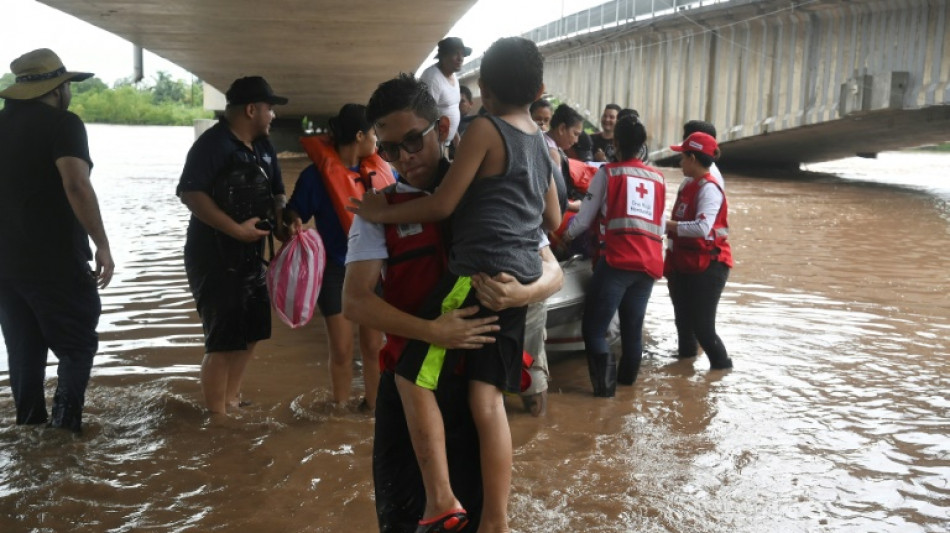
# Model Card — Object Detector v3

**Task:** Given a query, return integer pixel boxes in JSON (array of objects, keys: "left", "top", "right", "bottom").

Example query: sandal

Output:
[{"left": 415, "top": 508, "right": 469, "bottom": 532}]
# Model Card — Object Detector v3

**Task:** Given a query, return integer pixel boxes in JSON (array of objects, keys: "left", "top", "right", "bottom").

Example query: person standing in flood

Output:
[
  {"left": 420, "top": 37, "right": 471, "bottom": 155},
  {"left": 566, "top": 116, "right": 666, "bottom": 396},
  {"left": 177, "top": 76, "right": 289, "bottom": 414},
  {"left": 0, "top": 48, "right": 114, "bottom": 433},
  {"left": 286, "top": 104, "right": 392, "bottom": 410},
  {"left": 665, "top": 131, "right": 733, "bottom": 370}
]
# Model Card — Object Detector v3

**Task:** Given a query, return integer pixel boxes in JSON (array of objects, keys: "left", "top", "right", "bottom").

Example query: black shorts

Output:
[
  {"left": 185, "top": 256, "right": 271, "bottom": 353},
  {"left": 395, "top": 273, "right": 527, "bottom": 394},
  {"left": 374, "top": 371, "right": 482, "bottom": 532},
  {"left": 318, "top": 260, "right": 345, "bottom": 317}
]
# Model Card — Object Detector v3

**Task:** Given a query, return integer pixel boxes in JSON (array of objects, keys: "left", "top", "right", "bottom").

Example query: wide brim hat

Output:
[{"left": 0, "top": 48, "right": 93, "bottom": 100}]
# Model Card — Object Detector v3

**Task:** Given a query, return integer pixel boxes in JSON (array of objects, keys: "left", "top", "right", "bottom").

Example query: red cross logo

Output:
[{"left": 635, "top": 182, "right": 649, "bottom": 198}]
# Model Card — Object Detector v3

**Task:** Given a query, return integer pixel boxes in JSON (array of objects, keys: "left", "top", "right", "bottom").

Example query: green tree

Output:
[
  {"left": 73, "top": 76, "right": 108, "bottom": 95},
  {"left": 0, "top": 70, "right": 211, "bottom": 125},
  {"left": 152, "top": 70, "right": 185, "bottom": 104}
]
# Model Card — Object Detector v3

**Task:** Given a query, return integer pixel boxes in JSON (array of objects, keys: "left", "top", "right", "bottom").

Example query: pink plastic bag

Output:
[{"left": 267, "top": 229, "right": 326, "bottom": 328}]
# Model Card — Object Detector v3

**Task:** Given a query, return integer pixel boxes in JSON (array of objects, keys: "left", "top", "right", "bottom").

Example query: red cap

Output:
[{"left": 671, "top": 132, "right": 718, "bottom": 157}]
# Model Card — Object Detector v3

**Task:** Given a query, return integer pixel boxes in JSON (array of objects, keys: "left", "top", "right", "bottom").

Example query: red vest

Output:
[
  {"left": 299, "top": 135, "right": 395, "bottom": 235},
  {"left": 378, "top": 188, "right": 448, "bottom": 372},
  {"left": 665, "top": 173, "right": 733, "bottom": 275},
  {"left": 599, "top": 159, "right": 666, "bottom": 279}
]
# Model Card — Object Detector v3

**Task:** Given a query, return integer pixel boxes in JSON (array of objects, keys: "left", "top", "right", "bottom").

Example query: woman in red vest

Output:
[
  {"left": 286, "top": 104, "right": 394, "bottom": 409},
  {"left": 565, "top": 116, "right": 666, "bottom": 396},
  {"left": 665, "top": 132, "right": 733, "bottom": 370}
]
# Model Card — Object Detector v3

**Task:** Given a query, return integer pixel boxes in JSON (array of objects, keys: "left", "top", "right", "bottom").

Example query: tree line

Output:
[{"left": 0, "top": 71, "right": 213, "bottom": 126}]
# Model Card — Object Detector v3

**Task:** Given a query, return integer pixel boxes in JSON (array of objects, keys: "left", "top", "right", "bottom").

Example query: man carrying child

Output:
[{"left": 351, "top": 37, "right": 561, "bottom": 533}]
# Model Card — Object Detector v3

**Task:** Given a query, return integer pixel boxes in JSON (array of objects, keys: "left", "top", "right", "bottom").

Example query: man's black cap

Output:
[
  {"left": 226, "top": 76, "right": 289, "bottom": 106},
  {"left": 438, "top": 37, "right": 472, "bottom": 57}
]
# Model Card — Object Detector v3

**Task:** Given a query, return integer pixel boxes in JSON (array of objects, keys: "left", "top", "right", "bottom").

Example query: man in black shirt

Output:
[
  {"left": 590, "top": 103, "right": 621, "bottom": 162},
  {"left": 0, "top": 49, "right": 114, "bottom": 433},
  {"left": 176, "top": 76, "right": 288, "bottom": 414}
]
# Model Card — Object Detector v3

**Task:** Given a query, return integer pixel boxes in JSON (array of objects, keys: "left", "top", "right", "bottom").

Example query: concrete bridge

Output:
[
  {"left": 462, "top": 0, "right": 950, "bottom": 166},
  {"left": 39, "top": 0, "right": 949, "bottom": 165}
]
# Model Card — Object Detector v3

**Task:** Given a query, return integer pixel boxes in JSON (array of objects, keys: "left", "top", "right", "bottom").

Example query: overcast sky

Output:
[{"left": 0, "top": 0, "right": 606, "bottom": 85}]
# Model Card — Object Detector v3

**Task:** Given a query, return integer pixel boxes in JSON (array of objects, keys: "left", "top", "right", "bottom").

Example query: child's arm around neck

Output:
[{"left": 348, "top": 116, "right": 500, "bottom": 225}]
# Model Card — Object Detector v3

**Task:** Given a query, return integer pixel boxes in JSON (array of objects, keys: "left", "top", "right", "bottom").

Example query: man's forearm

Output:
[
  {"left": 343, "top": 286, "right": 436, "bottom": 345},
  {"left": 66, "top": 182, "right": 110, "bottom": 251},
  {"left": 524, "top": 246, "right": 563, "bottom": 304},
  {"left": 58, "top": 157, "right": 110, "bottom": 251},
  {"left": 181, "top": 191, "right": 245, "bottom": 239}
]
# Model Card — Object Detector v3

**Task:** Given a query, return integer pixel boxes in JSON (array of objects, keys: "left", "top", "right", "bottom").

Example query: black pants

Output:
[
  {"left": 373, "top": 371, "right": 482, "bottom": 532},
  {"left": 666, "top": 261, "right": 731, "bottom": 368},
  {"left": 0, "top": 276, "right": 100, "bottom": 431}
]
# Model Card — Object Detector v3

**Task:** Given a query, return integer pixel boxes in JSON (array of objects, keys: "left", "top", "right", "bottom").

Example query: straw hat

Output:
[{"left": 0, "top": 48, "right": 93, "bottom": 100}]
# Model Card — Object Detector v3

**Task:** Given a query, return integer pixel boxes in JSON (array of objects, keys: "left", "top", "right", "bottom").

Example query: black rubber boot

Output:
[
  {"left": 587, "top": 353, "right": 606, "bottom": 397},
  {"left": 603, "top": 352, "right": 618, "bottom": 397},
  {"left": 49, "top": 386, "right": 83, "bottom": 433},
  {"left": 617, "top": 350, "right": 641, "bottom": 386}
]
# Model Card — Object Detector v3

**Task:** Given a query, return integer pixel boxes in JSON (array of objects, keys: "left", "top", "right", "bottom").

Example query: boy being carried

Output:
[{"left": 350, "top": 37, "right": 561, "bottom": 533}]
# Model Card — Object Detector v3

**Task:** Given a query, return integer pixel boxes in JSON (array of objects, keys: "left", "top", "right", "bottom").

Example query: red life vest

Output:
[
  {"left": 378, "top": 188, "right": 448, "bottom": 372},
  {"left": 299, "top": 135, "right": 395, "bottom": 235},
  {"left": 599, "top": 159, "right": 666, "bottom": 279},
  {"left": 665, "top": 173, "right": 733, "bottom": 275},
  {"left": 567, "top": 158, "right": 598, "bottom": 195}
]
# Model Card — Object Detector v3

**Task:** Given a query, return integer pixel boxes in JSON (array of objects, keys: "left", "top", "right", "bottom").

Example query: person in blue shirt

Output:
[{"left": 285, "top": 104, "right": 392, "bottom": 410}]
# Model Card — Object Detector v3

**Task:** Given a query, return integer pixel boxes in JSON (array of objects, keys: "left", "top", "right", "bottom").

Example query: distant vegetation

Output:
[
  {"left": 0, "top": 71, "right": 213, "bottom": 126},
  {"left": 916, "top": 142, "right": 950, "bottom": 152}
]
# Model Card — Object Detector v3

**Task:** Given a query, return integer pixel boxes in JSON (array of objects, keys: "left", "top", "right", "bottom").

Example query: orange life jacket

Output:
[
  {"left": 299, "top": 135, "right": 395, "bottom": 234},
  {"left": 566, "top": 158, "right": 598, "bottom": 195}
]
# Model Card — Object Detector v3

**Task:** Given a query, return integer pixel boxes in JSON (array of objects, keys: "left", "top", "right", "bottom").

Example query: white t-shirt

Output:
[
  {"left": 420, "top": 64, "right": 461, "bottom": 145},
  {"left": 345, "top": 183, "right": 425, "bottom": 266}
]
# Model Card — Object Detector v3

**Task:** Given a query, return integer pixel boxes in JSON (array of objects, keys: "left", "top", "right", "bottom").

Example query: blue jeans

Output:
[{"left": 582, "top": 259, "right": 655, "bottom": 384}]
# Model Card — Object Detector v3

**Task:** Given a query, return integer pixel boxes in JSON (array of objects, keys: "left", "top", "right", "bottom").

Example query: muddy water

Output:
[{"left": 0, "top": 126, "right": 947, "bottom": 532}]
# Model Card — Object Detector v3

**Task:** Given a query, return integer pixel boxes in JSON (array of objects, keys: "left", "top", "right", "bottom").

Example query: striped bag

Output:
[{"left": 266, "top": 228, "right": 326, "bottom": 328}]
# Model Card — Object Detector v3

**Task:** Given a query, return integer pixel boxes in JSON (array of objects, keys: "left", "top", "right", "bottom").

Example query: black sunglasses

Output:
[{"left": 377, "top": 120, "right": 437, "bottom": 162}]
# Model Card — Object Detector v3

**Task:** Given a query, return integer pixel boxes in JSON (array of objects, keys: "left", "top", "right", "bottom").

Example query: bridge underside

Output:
[
  {"left": 41, "top": 0, "right": 477, "bottom": 117},
  {"left": 507, "top": 0, "right": 950, "bottom": 167},
  {"left": 658, "top": 105, "right": 950, "bottom": 167}
]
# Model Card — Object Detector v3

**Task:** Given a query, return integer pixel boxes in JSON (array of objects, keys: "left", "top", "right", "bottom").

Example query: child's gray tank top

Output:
[{"left": 450, "top": 115, "right": 553, "bottom": 284}]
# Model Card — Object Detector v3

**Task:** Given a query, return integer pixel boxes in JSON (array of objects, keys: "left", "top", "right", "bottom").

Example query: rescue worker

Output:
[
  {"left": 665, "top": 131, "right": 733, "bottom": 370},
  {"left": 565, "top": 116, "right": 666, "bottom": 396}
]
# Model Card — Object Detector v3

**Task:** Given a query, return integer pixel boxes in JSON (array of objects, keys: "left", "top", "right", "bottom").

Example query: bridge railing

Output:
[
  {"left": 523, "top": 0, "right": 734, "bottom": 45},
  {"left": 461, "top": 0, "right": 747, "bottom": 76}
]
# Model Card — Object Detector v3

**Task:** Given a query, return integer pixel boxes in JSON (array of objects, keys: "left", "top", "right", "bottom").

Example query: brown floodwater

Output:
[{"left": 0, "top": 126, "right": 948, "bottom": 532}]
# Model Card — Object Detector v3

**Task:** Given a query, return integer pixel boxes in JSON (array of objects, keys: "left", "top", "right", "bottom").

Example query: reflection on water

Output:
[{"left": 0, "top": 127, "right": 948, "bottom": 532}]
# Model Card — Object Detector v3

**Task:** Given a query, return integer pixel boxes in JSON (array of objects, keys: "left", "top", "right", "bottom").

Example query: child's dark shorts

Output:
[{"left": 394, "top": 272, "right": 527, "bottom": 394}]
